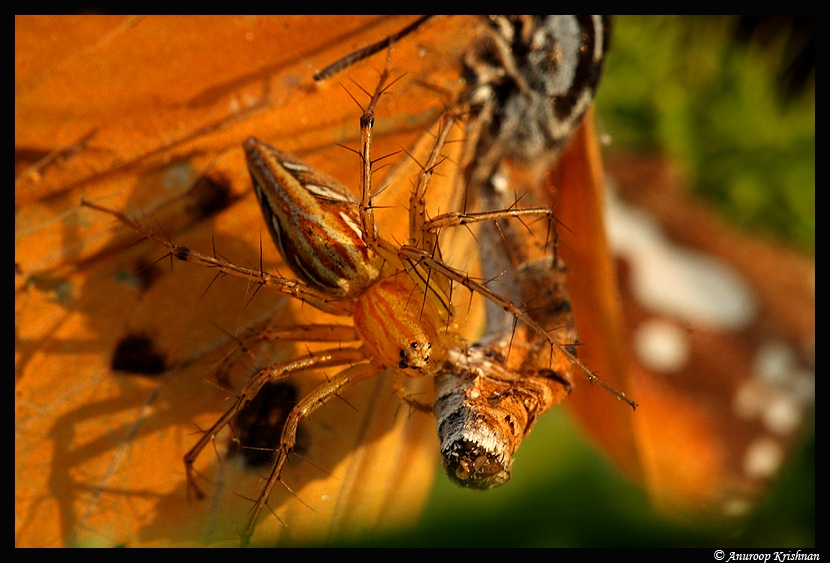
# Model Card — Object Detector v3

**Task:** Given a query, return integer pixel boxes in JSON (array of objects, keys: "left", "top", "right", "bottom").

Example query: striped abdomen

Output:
[{"left": 244, "top": 137, "right": 383, "bottom": 299}]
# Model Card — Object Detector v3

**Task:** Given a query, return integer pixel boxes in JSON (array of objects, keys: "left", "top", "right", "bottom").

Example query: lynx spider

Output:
[{"left": 82, "top": 61, "right": 608, "bottom": 544}]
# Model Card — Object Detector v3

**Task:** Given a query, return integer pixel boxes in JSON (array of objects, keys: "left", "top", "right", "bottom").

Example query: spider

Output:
[{"left": 81, "top": 65, "right": 578, "bottom": 546}]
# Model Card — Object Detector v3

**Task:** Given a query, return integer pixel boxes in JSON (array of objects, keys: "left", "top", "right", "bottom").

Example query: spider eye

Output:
[
  {"left": 398, "top": 360, "right": 409, "bottom": 369},
  {"left": 399, "top": 350, "right": 406, "bottom": 358},
  {"left": 410, "top": 342, "right": 418, "bottom": 349}
]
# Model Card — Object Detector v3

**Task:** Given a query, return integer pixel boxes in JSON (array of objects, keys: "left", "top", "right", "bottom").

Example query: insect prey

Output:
[
  {"left": 434, "top": 173, "right": 580, "bottom": 487},
  {"left": 426, "top": 15, "right": 633, "bottom": 488}
]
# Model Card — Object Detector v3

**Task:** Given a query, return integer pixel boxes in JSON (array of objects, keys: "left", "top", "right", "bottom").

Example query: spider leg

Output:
[
  {"left": 213, "top": 320, "right": 362, "bottom": 396},
  {"left": 398, "top": 244, "right": 636, "bottom": 409},
  {"left": 240, "top": 360, "right": 380, "bottom": 547},
  {"left": 391, "top": 370, "right": 434, "bottom": 413},
  {"left": 357, "top": 58, "right": 395, "bottom": 250},
  {"left": 184, "top": 346, "right": 367, "bottom": 500},
  {"left": 424, "top": 207, "right": 554, "bottom": 233},
  {"left": 255, "top": 324, "right": 360, "bottom": 344},
  {"left": 81, "top": 199, "right": 352, "bottom": 316},
  {"left": 407, "top": 114, "right": 459, "bottom": 253}
]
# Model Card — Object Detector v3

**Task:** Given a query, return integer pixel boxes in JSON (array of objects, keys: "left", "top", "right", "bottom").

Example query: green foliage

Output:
[
  {"left": 596, "top": 16, "right": 815, "bottom": 252},
  {"left": 319, "top": 410, "right": 815, "bottom": 547}
]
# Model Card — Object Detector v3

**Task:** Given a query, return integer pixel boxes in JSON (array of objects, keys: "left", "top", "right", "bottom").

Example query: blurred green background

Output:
[
  {"left": 597, "top": 15, "right": 814, "bottom": 254},
  {"left": 306, "top": 16, "right": 816, "bottom": 547},
  {"left": 344, "top": 410, "right": 815, "bottom": 547}
]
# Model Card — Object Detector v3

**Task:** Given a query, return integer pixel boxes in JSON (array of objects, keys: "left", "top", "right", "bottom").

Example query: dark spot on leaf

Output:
[
  {"left": 186, "top": 171, "right": 234, "bottom": 220},
  {"left": 111, "top": 334, "right": 167, "bottom": 376},
  {"left": 132, "top": 258, "right": 163, "bottom": 291},
  {"left": 229, "top": 380, "right": 306, "bottom": 467}
]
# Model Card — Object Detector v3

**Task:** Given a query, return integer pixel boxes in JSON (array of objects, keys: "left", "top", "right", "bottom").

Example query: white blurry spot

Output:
[
  {"left": 744, "top": 437, "right": 784, "bottom": 479},
  {"left": 749, "top": 340, "right": 813, "bottom": 434},
  {"left": 754, "top": 340, "right": 798, "bottom": 386},
  {"left": 599, "top": 131, "right": 613, "bottom": 147},
  {"left": 763, "top": 394, "right": 802, "bottom": 436},
  {"left": 734, "top": 376, "right": 809, "bottom": 434},
  {"left": 633, "top": 318, "right": 690, "bottom": 373},
  {"left": 605, "top": 185, "right": 757, "bottom": 330},
  {"left": 491, "top": 170, "right": 509, "bottom": 193},
  {"left": 321, "top": 494, "right": 329, "bottom": 502}
]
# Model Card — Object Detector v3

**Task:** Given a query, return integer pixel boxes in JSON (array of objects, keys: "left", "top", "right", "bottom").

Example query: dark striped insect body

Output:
[
  {"left": 434, "top": 171, "right": 580, "bottom": 487},
  {"left": 428, "top": 15, "right": 626, "bottom": 488},
  {"left": 458, "top": 16, "right": 609, "bottom": 197}
]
